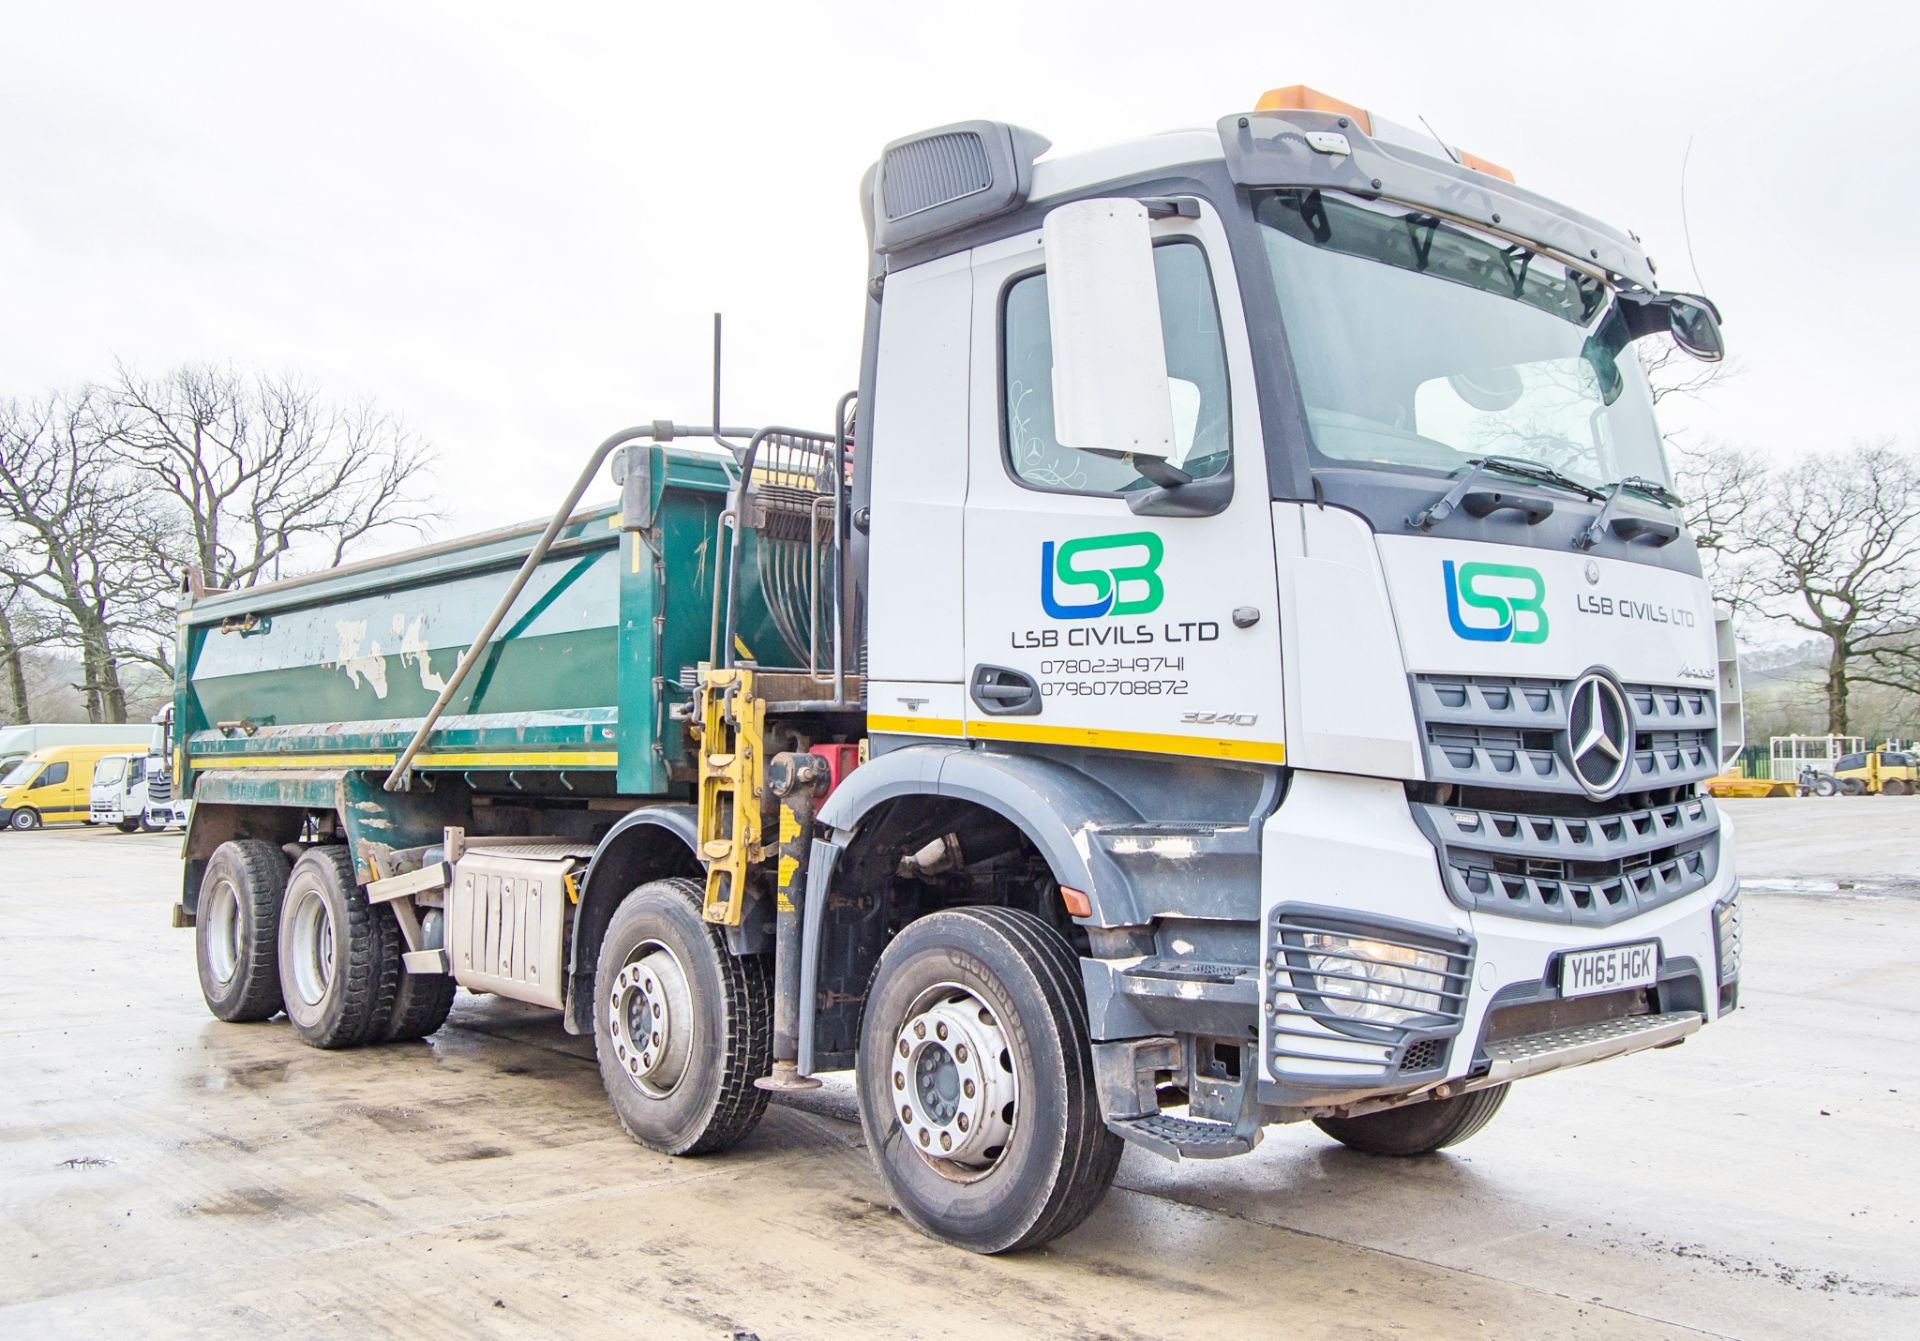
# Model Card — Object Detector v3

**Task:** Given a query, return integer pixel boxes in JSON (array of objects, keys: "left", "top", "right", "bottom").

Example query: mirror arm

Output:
[{"left": 1132, "top": 455, "right": 1193, "bottom": 489}]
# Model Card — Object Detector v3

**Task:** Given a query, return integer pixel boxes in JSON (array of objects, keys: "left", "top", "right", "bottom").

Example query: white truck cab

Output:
[
  {"left": 88, "top": 751, "right": 150, "bottom": 831},
  {"left": 817, "top": 85, "right": 1741, "bottom": 1184}
]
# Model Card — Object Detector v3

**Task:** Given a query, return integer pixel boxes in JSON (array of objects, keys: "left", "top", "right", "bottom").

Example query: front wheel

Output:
[
  {"left": 117, "top": 817, "right": 141, "bottom": 833},
  {"left": 9, "top": 808, "right": 40, "bottom": 831},
  {"left": 1881, "top": 779, "right": 1908, "bottom": 797},
  {"left": 1814, "top": 776, "right": 1840, "bottom": 798},
  {"left": 1313, "top": 1084, "right": 1509, "bottom": 1156},
  {"left": 856, "top": 907, "right": 1123, "bottom": 1254},
  {"left": 593, "top": 878, "right": 771, "bottom": 1155}
]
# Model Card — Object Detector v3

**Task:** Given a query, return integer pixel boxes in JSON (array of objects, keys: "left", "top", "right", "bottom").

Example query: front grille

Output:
[
  {"left": 1265, "top": 908, "right": 1472, "bottom": 1084},
  {"left": 1413, "top": 794, "right": 1720, "bottom": 926},
  {"left": 1415, "top": 674, "right": 1718, "bottom": 795},
  {"left": 1411, "top": 673, "right": 1723, "bottom": 926},
  {"left": 149, "top": 774, "right": 172, "bottom": 804}
]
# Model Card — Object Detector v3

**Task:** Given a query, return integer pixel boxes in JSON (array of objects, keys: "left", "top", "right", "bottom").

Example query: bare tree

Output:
[
  {"left": 1733, "top": 441, "right": 1920, "bottom": 735},
  {"left": 1669, "top": 439, "right": 1769, "bottom": 603},
  {"left": 108, "top": 364, "right": 433, "bottom": 590},
  {"left": 0, "top": 587, "right": 36, "bottom": 724},
  {"left": 0, "top": 392, "right": 179, "bottom": 721}
]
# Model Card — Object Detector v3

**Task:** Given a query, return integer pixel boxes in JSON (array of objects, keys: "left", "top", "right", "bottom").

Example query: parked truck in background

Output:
[{"left": 168, "top": 85, "right": 1744, "bottom": 1253}]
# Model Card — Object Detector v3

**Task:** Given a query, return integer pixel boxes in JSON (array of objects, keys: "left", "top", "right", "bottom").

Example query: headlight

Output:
[
  {"left": 1714, "top": 892, "right": 1742, "bottom": 985},
  {"left": 1291, "top": 932, "right": 1455, "bottom": 1028}
]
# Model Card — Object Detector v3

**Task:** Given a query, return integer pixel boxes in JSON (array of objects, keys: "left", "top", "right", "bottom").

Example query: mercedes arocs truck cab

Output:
[{"left": 172, "top": 85, "right": 1742, "bottom": 1255}]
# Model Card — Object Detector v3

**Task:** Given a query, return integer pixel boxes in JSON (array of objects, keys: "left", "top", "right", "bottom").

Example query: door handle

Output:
[{"left": 969, "top": 664, "right": 1041, "bottom": 717}]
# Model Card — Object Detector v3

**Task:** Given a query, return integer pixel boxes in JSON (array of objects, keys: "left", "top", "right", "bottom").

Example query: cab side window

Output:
[
  {"left": 1836, "top": 753, "right": 1865, "bottom": 772},
  {"left": 1002, "top": 240, "right": 1231, "bottom": 496},
  {"left": 37, "top": 761, "right": 68, "bottom": 788}
]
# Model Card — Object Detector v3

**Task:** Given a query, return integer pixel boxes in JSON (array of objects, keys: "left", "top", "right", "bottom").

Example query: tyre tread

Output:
[{"left": 202, "top": 839, "right": 291, "bottom": 1022}]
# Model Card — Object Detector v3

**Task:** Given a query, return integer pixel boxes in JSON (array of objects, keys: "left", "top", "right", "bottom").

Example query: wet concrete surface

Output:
[{"left": 2, "top": 821, "right": 1916, "bottom": 1339}]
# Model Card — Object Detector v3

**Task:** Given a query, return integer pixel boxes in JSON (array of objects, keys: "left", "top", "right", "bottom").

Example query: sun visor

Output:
[{"left": 1218, "top": 110, "right": 1656, "bottom": 291}]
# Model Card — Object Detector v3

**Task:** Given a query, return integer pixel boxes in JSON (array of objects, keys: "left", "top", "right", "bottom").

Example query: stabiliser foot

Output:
[{"left": 754, "top": 1060, "right": 824, "bottom": 1094}]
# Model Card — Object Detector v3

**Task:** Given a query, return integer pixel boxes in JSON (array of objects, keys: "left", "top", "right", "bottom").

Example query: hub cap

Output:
[
  {"left": 607, "top": 942, "right": 694, "bottom": 1098},
  {"left": 205, "top": 877, "right": 241, "bottom": 985},
  {"left": 286, "top": 886, "right": 334, "bottom": 1007},
  {"left": 892, "top": 984, "right": 1018, "bottom": 1182}
]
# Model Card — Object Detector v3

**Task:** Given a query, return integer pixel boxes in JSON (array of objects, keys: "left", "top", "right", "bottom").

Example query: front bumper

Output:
[{"left": 1257, "top": 771, "right": 1735, "bottom": 1110}]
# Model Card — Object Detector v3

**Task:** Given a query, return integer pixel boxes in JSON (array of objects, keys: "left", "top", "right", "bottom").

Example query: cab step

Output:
[{"left": 1109, "top": 1111, "right": 1260, "bottom": 1160}]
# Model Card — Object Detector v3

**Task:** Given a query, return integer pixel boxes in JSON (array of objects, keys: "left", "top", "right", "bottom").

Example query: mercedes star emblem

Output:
[
  {"left": 1567, "top": 670, "right": 1631, "bottom": 798},
  {"left": 1583, "top": 559, "right": 1601, "bottom": 586}
]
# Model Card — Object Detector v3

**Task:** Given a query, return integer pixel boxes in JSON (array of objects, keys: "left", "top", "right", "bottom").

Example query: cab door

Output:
[{"left": 961, "top": 200, "right": 1286, "bottom": 764}]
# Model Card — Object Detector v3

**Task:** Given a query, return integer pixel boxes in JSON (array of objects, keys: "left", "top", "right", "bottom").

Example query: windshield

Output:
[
  {"left": 2, "top": 759, "right": 37, "bottom": 788},
  {"left": 1256, "top": 189, "right": 1670, "bottom": 492},
  {"left": 94, "top": 757, "right": 127, "bottom": 785}
]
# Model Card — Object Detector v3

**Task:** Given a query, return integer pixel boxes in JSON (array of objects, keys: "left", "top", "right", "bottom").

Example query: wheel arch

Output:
[
  {"left": 565, "top": 804, "right": 703, "bottom": 1034},
  {"left": 797, "top": 744, "right": 1135, "bottom": 1075}
]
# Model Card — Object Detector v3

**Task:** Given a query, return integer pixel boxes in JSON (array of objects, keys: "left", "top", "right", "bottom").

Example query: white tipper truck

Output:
[{"left": 175, "top": 84, "right": 1743, "bottom": 1255}]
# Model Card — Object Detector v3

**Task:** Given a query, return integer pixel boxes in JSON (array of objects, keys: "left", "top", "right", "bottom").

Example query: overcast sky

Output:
[{"left": 5, "top": 1, "right": 1915, "bottom": 542}]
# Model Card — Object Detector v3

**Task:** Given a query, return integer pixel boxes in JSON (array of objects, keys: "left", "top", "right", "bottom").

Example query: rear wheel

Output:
[
  {"left": 196, "top": 839, "right": 291, "bottom": 1022},
  {"left": 9, "top": 808, "right": 40, "bottom": 831},
  {"left": 1882, "top": 778, "right": 1908, "bottom": 796},
  {"left": 384, "top": 964, "right": 458, "bottom": 1041},
  {"left": 1313, "top": 1084, "right": 1510, "bottom": 1156},
  {"left": 277, "top": 846, "right": 400, "bottom": 1048},
  {"left": 856, "top": 907, "right": 1123, "bottom": 1254},
  {"left": 593, "top": 878, "right": 771, "bottom": 1155},
  {"left": 1841, "top": 778, "right": 1867, "bottom": 796}
]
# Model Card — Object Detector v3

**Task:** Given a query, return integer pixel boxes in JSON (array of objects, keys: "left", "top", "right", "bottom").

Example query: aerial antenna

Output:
[
  {"left": 1680, "top": 134, "right": 1708, "bottom": 293},
  {"left": 1418, "top": 114, "right": 1461, "bottom": 165},
  {"left": 710, "top": 312, "right": 729, "bottom": 452}
]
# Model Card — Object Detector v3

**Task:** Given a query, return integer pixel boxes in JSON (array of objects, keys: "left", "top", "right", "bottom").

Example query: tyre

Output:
[
  {"left": 383, "top": 963, "right": 457, "bottom": 1041},
  {"left": 856, "top": 907, "right": 1123, "bottom": 1254},
  {"left": 140, "top": 812, "right": 167, "bottom": 833},
  {"left": 593, "top": 877, "right": 771, "bottom": 1155},
  {"left": 1814, "top": 776, "right": 1839, "bottom": 798},
  {"left": 117, "top": 817, "right": 141, "bottom": 833},
  {"left": 1841, "top": 778, "right": 1867, "bottom": 797},
  {"left": 277, "top": 846, "right": 400, "bottom": 1049},
  {"left": 9, "top": 808, "right": 40, "bottom": 831},
  {"left": 1882, "top": 779, "right": 1908, "bottom": 797},
  {"left": 1313, "top": 1084, "right": 1510, "bottom": 1156},
  {"left": 196, "top": 839, "right": 291, "bottom": 1022}
]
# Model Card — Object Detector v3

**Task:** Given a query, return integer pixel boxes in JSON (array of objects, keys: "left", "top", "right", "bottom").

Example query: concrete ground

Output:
[{"left": 1, "top": 810, "right": 1915, "bottom": 1341}]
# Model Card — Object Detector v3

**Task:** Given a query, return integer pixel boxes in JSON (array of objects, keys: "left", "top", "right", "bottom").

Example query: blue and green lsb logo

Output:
[
  {"left": 1444, "top": 560, "right": 1549, "bottom": 643},
  {"left": 1041, "top": 532, "right": 1165, "bottom": 619}
]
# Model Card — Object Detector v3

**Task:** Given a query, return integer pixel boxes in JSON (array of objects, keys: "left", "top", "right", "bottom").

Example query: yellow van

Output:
[{"left": 1, "top": 742, "right": 147, "bottom": 831}]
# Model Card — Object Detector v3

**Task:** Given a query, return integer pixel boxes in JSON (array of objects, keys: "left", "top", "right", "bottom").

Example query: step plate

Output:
[{"left": 1483, "top": 1010, "right": 1703, "bottom": 1084}]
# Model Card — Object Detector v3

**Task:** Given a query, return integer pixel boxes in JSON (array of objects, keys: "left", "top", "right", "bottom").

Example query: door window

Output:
[
  {"left": 36, "top": 761, "right": 69, "bottom": 789},
  {"left": 1002, "top": 240, "right": 1230, "bottom": 495}
]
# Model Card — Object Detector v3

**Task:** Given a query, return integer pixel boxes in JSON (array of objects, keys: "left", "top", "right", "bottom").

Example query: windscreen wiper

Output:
[
  {"left": 1575, "top": 476, "right": 1685, "bottom": 550},
  {"left": 1408, "top": 455, "right": 1603, "bottom": 531}
]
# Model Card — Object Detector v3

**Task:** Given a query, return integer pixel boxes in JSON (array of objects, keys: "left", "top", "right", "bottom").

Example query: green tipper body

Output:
[{"left": 176, "top": 446, "right": 791, "bottom": 808}]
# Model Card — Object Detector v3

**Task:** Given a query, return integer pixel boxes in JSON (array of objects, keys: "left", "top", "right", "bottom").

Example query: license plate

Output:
[{"left": 1559, "top": 941, "right": 1659, "bottom": 999}]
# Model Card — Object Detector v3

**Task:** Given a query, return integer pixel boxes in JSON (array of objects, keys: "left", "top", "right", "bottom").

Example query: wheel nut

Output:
[
  {"left": 913, "top": 1021, "right": 926, "bottom": 1039},
  {"left": 935, "top": 1021, "right": 948, "bottom": 1041},
  {"left": 939, "top": 1132, "right": 952, "bottom": 1151},
  {"left": 954, "top": 1043, "right": 968, "bottom": 1063},
  {"left": 917, "top": 1128, "right": 930, "bottom": 1147},
  {"left": 893, "top": 1072, "right": 905, "bottom": 1091},
  {"left": 898, "top": 1039, "right": 909, "bottom": 1059},
  {"left": 963, "top": 1079, "right": 975, "bottom": 1098},
  {"left": 901, "top": 1105, "right": 912, "bottom": 1124},
  {"left": 652, "top": 1003, "right": 661, "bottom": 1017},
  {"left": 651, "top": 1032, "right": 661, "bottom": 1046},
  {"left": 957, "top": 1113, "right": 969, "bottom": 1132}
]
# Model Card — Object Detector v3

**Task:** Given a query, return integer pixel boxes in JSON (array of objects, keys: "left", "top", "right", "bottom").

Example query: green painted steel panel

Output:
[{"left": 176, "top": 446, "right": 821, "bottom": 806}]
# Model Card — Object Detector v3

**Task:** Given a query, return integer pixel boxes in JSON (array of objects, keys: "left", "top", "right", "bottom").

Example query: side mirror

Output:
[
  {"left": 1619, "top": 290, "right": 1725, "bottom": 363},
  {"left": 1041, "top": 198, "right": 1176, "bottom": 463},
  {"left": 1667, "top": 294, "right": 1724, "bottom": 363}
]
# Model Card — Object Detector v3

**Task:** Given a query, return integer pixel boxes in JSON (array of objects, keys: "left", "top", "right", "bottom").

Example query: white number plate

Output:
[{"left": 1559, "top": 942, "right": 1659, "bottom": 999}]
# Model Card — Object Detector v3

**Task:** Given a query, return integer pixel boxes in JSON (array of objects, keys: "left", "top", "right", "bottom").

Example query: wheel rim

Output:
[
  {"left": 285, "top": 885, "right": 334, "bottom": 1007},
  {"left": 890, "top": 983, "right": 1019, "bottom": 1183},
  {"left": 204, "top": 878, "right": 242, "bottom": 985},
  {"left": 606, "top": 941, "right": 695, "bottom": 1098},
  {"left": 11, "top": 811, "right": 35, "bottom": 830}
]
